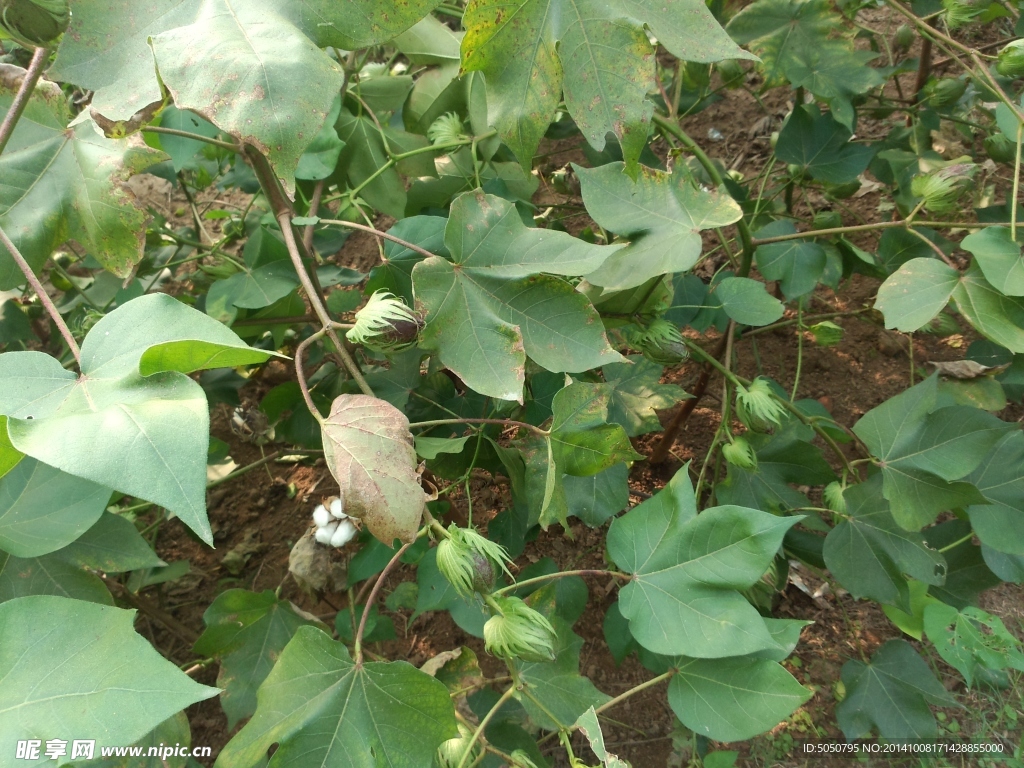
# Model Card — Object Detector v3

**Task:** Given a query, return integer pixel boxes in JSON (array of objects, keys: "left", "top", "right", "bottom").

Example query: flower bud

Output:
[
  {"left": 484, "top": 596, "right": 557, "bottom": 662},
  {"left": 823, "top": 481, "right": 847, "bottom": 515},
  {"left": 996, "top": 40, "right": 1024, "bottom": 78},
  {"left": 812, "top": 211, "right": 842, "bottom": 230},
  {"left": 628, "top": 319, "right": 688, "bottom": 365},
  {"left": 825, "top": 179, "right": 861, "bottom": 200},
  {"left": 427, "top": 112, "right": 467, "bottom": 145},
  {"left": 924, "top": 77, "right": 967, "bottom": 108},
  {"left": 346, "top": 291, "right": 424, "bottom": 353},
  {"left": 809, "top": 321, "right": 843, "bottom": 347},
  {"left": 984, "top": 133, "right": 1017, "bottom": 164},
  {"left": 436, "top": 723, "right": 479, "bottom": 768},
  {"left": 0, "top": 0, "right": 69, "bottom": 48},
  {"left": 716, "top": 59, "right": 745, "bottom": 88},
  {"left": 436, "top": 524, "right": 512, "bottom": 597},
  {"left": 911, "top": 162, "right": 977, "bottom": 215},
  {"left": 736, "top": 378, "right": 786, "bottom": 432},
  {"left": 723, "top": 437, "right": 758, "bottom": 470}
]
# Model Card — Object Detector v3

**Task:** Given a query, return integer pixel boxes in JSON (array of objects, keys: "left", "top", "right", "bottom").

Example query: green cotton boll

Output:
[
  {"left": 736, "top": 378, "right": 786, "bottom": 432},
  {"left": 925, "top": 78, "right": 967, "bottom": 108},
  {"left": 346, "top": 290, "right": 423, "bottom": 353},
  {"left": 911, "top": 162, "right": 977, "bottom": 214},
  {"left": 921, "top": 312, "right": 960, "bottom": 337},
  {"left": 823, "top": 481, "right": 847, "bottom": 515},
  {"left": 436, "top": 524, "right": 511, "bottom": 597},
  {"left": 0, "top": 0, "right": 69, "bottom": 47},
  {"left": 716, "top": 59, "right": 745, "bottom": 89},
  {"left": 941, "top": 0, "right": 987, "bottom": 27},
  {"left": 996, "top": 40, "right": 1024, "bottom": 78},
  {"left": 984, "top": 133, "right": 1017, "bottom": 164},
  {"left": 509, "top": 751, "right": 541, "bottom": 768},
  {"left": 483, "top": 596, "right": 557, "bottom": 663},
  {"left": 894, "top": 24, "right": 915, "bottom": 52},
  {"left": 809, "top": 321, "right": 843, "bottom": 347},
  {"left": 723, "top": 436, "right": 757, "bottom": 470},
  {"left": 436, "top": 723, "right": 479, "bottom": 768},
  {"left": 825, "top": 179, "right": 862, "bottom": 200},
  {"left": 629, "top": 319, "right": 688, "bottom": 365},
  {"left": 427, "top": 112, "right": 467, "bottom": 145}
]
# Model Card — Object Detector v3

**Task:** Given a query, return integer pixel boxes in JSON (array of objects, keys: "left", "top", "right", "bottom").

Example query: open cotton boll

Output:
[
  {"left": 312, "top": 504, "right": 332, "bottom": 529},
  {"left": 329, "top": 497, "right": 346, "bottom": 519},
  {"left": 330, "top": 519, "right": 358, "bottom": 548},
  {"left": 314, "top": 521, "right": 339, "bottom": 545}
]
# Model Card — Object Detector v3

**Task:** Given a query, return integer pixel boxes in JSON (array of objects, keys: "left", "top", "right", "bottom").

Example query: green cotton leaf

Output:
[
  {"left": 774, "top": 105, "right": 875, "bottom": 184},
  {"left": 966, "top": 431, "right": 1024, "bottom": 556},
  {"left": 0, "top": 457, "right": 111, "bottom": 558},
  {"left": 607, "top": 467, "right": 798, "bottom": 658},
  {"left": 518, "top": 383, "right": 642, "bottom": 528},
  {"left": 295, "top": 96, "right": 344, "bottom": 181},
  {"left": 710, "top": 276, "right": 785, "bottom": 326},
  {"left": 0, "top": 71, "right": 164, "bottom": 288},
  {"left": 393, "top": 14, "right": 462, "bottom": 65},
  {"left": 366, "top": 216, "right": 449, "bottom": 303},
  {"left": 0, "top": 596, "right": 218, "bottom": 758},
  {"left": 0, "top": 417, "right": 23, "bottom": 480},
  {"left": 321, "top": 394, "right": 426, "bottom": 545},
  {"left": 574, "top": 162, "right": 742, "bottom": 290},
  {"left": 0, "top": 549, "right": 112, "bottom": 604},
  {"left": 853, "top": 376, "right": 1013, "bottom": 529},
  {"left": 81, "top": 293, "right": 279, "bottom": 378},
  {"left": 875, "top": 257, "right": 960, "bottom": 332},
  {"left": 157, "top": 105, "right": 222, "bottom": 172},
  {"left": 415, "top": 435, "right": 470, "bottom": 460},
  {"left": 564, "top": 463, "right": 630, "bottom": 527},
  {"left": 668, "top": 655, "right": 811, "bottom": 742},
  {"left": 461, "top": 0, "right": 751, "bottom": 174},
  {"left": 150, "top": 0, "right": 342, "bottom": 194},
  {"left": 837, "top": 639, "right": 957, "bottom": 741},
  {"left": 876, "top": 227, "right": 946, "bottom": 274},
  {"left": 48, "top": 0, "right": 201, "bottom": 121},
  {"left": 413, "top": 192, "right": 623, "bottom": 401},
  {"left": 194, "top": 589, "right": 323, "bottom": 729},
  {"left": 216, "top": 625, "right": 457, "bottom": 768},
  {"left": 60, "top": 512, "right": 165, "bottom": 573},
  {"left": 206, "top": 262, "right": 300, "bottom": 313},
  {"left": 716, "top": 430, "right": 836, "bottom": 513},
  {"left": 881, "top": 579, "right": 939, "bottom": 640},
  {"left": 822, "top": 475, "right": 946, "bottom": 613},
  {"left": 961, "top": 227, "right": 1024, "bottom": 296},
  {"left": 575, "top": 707, "right": 629, "bottom": 768},
  {"left": 334, "top": 108, "right": 409, "bottom": 219},
  {"left": 952, "top": 263, "right": 1024, "bottom": 353},
  {"left": 602, "top": 356, "right": 688, "bottom": 437},
  {"left": 923, "top": 603, "right": 1024, "bottom": 687},
  {"left": 754, "top": 231, "right": 827, "bottom": 300},
  {"left": 77, "top": 712, "right": 193, "bottom": 768},
  {"left": 924, "top": 520, "right": 1001, "bottom": 609},
  {"left": 514, "top": 618, "right": 610, "bottom": 731},
  {"left": 727, "top": 0, "right": 882, "bottom": 107}
]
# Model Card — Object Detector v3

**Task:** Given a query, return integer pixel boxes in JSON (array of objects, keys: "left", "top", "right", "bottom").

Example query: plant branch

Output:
[
  {"left": 408, "top": 417, "right": 549, "bottom": 436},
  {"left": 493, "top": 569, "right": 631, "bottom": 596},
  {"left": 303, "top": 179, "right": 326, "bottom": 253},
  {"left": 751, "top": 218, "right": 991, "bottom": 245},
  {"left": 456, "top": 684, "right": 518, "bottom": 768},
  {"left": 0, "top": 46, "right": 48, "bottom": 156},
  {"left": 0, "top": 224, "right": 81, "bottom": 365},
  {"left": 101, "top": 576, "right": 199, "bottom": 645},
  {"left": 142, "top": 125, "right": 240, "bottom": 152},
  {"left": 317, "top": 217, "right": 439, "bottom": 260},
  {"left": 294, "top": 329, "right": 328, "bottom": 423},
  {"left": 354, "top": 540, "right": 411, "bottom": 665}
]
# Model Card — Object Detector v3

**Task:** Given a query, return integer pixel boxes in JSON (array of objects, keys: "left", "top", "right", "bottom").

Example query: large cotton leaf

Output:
[
  {"left": 602, "top": 356, "right": 688, "bottom": 437},
  {"left": 668, "top": 655, "right": 811, "bottom": 742},
  {"left": 875, "top": 257, "right": 960, "bottom": 332},
  {"left": 966, "top": 431, "right": 1024, "bottom": 555},
  {"left": 823, "top": 476, "right": 946, "bottom": 612},
  {"left": 48, "top": 0, "right": 202, "bottom": 120},
  {"left": 952, "top": 263, "right": 1024, "bottom": 353},
  {"left": 0, "top": 596, "right": 218, "bottom": 759},
  {"left": 0, "top": 67, "right": 164, "bottom": 288},
  {"left": 575, "top": 162, "right": 742, "bottom": 290},
  {"left": 0, "top": 295, "right": 276, "bottom": 545},
  {"left": 774, "top": 105, "right": 875, "bottom": 184},
  {"left": 413, "top": 192, "right": 623, "bottom": 401},
  {"left": 837, "top": 639, "right": 956, "bottom": 740},
  {"left": 852, "top": 376, "right": 1011, "bottom": 530},
  {"left": 461, "top": 0, "right": 752, "bottom": 173},
  {"left": 321, "top": 394, "right": 426, "bottom": 545},
  {"left": 194, "top": 589, "right": 323, "bottom": 728},
  {"left": 607, "top": 468, "right": 797, "bottom": 658},
  {"left": 216, "top": 626, "right": 457, "bottom": 768}
]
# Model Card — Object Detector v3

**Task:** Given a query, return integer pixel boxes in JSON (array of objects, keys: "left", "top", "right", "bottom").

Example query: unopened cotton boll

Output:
[
  {"left": 329, "top": 497, "right": 346, "bottom": 519},
  {"left": 315, "top": 521, "right": 339, "bottom": 545},
  {"left": 330, "top": 519, "right": 358, "bottom": 548},
  {"left": 312, "top": 504, "right": 332, "bottom": 529}
]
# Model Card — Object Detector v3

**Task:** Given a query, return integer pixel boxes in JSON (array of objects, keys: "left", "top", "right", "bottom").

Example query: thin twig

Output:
[
  {"left": 0, "top": 46, "right": 48, "bottom": 156},
  {"left": 303, "top": 179, "right": 326, "bottom": 253},
  {"left": 141, "top": 125, "right": 239, "bottom": 152},
  {"left": 354, "top": 541, "right": 412, "bottom": 665},
  {"left": 408, "top": 417, "right": 549, "bottom": 436},
  {"left": 101, "top": 576, "right": 199, "bottom": 645},
  {"left": 294, "top": 329, "right": 327, "bottom": 421},
  {"left": 0, "top": 224, "right": 81, "bottom": 364},
  {"left": 317, "top": 218, "right": 439, "bottom": 260}
]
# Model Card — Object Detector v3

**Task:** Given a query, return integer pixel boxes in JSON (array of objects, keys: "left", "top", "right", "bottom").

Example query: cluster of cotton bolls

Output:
[{"left": 312, "top": 497, "right": 358, "bottom": 548}]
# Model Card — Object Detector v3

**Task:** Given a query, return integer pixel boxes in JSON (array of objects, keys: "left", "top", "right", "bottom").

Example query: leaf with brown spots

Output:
[
  {"left": 411, "top": 192, "right": 624, "bottom": 401},
  {"left": 462, "top": 0, "right": 753, "bottom": 175},
  {"left": 322, "top": 394, "right": 426, "bottom": 545},
  {"left": 0, "top": 65, "right": 165, "bottom": 289}
]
